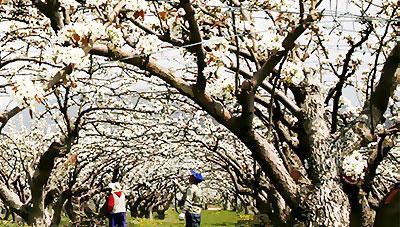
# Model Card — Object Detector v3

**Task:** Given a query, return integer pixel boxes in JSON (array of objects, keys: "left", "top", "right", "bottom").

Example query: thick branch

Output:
[
  {"left": 365, "top": 42, "right": 400, "bottom": 130},
  {"left": 250, "top": 15, "right": 316, "bottom": 91},
  {"left": 33, "top": 0, "right": 64, "bottom": 32},
  {"left": 30, "top": 141, "right": 66, "bottom": 213},
  {"left": 50, "top": 190, "right": 71, "bottom": 226},
  {"left": 234, "top": 66, "right": 301, "bottom": 117},
  {"left": 238, "top": 14, "right": 316, "bottom": 131},
  {"left": 180, "top": 0, "right": 207, "bottom": 92},
  {"left": 238, "top": 132, "right": 299, "bottom": 211},
  {"left": 0, "top": 183, "right": 23, "bottom": 211}
]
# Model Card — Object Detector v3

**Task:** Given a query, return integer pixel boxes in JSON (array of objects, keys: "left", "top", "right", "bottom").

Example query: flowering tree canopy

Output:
[{"left": 0, "top": 0, "right": 399, "bottom": 226}]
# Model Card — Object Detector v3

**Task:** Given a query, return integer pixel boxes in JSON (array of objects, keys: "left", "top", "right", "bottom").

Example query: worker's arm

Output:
[
  {"left": 183, "top": 186, "right": 193, "bottom": 212},
  {"left": 173, "top": 179, "right": 185, "bottom": 192},
  {"left": 107, "top": 193, "right": 114, "bottom": 213}
]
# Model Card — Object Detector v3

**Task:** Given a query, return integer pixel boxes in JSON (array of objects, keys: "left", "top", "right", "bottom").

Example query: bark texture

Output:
[{"left": 299, "top": 77, "right": 350, "bottom": 226}]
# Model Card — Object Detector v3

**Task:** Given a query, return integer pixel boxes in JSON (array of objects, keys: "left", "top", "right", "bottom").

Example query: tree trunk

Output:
[
  {"left": 51, "top": 190, "right": 70, "bottom": 226},
  {"left": 25, "top": 207, "right": 47, "bottom": 227},
  {"left": 35, "top": 218, "right": 47, "bottom": 227},
  {"left": 65, "top": 199, "right": 79, "bottom": 224},
  {"left": 12, "top": 213, "right": 23, "bottom": 225},
  {"left": 129, "top": 203, "right": 138, "bottom": 218},
  {"left": 27, "top": 214, "right": 46, "bottom": 227},
  {"left": 148, "top": 204, "right": 155, "bottom": 220},
  {"left": 300, "top": 181, "right": 351, "bottom": 226},
  {"left": 157, "top": 210, "right": 165, "bottom": 220},
  {"left": 223, "top": 194, "right": 231, "bottom": 210},
  {"left": 298, "top": 77, "right": 351, "bottom": 226},
  {"left": 3, "top": 207, "right": 10, "bottom": 220}
]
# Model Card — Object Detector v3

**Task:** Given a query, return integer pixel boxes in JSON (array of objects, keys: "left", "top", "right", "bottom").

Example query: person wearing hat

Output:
[
  {"left": 173, "top": 170, "right": 204, "bottom": 227},
  {"left": 106, "top": 182, "right": 127, "bottom": 227}
]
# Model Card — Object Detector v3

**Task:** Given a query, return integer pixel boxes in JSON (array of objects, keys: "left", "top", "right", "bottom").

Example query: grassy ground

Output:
[
  {"left": 130, "top": 209, "right": 252, "bottom": 226},
  {"left": 0, "top": 209, "right": 252, "bottom": 226},
  {"left": 0, "top": 220, "right": 26, "bottom": 227}
]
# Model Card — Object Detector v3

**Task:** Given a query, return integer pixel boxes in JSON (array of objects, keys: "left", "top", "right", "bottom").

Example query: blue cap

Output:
[{"left": 190, "top": 170, "right": 204, "bottom": 183}]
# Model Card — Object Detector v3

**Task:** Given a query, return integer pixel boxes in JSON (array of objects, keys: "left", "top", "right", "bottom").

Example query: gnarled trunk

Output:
[
  {"left": 29, "top": 216, "right": 47, "bottom": 227},
  {"left": 298, "top": 77, "right": 351, "bottom": 226},
  {"left": 301, "top": 181, "right": 350, "bottom": 226}
]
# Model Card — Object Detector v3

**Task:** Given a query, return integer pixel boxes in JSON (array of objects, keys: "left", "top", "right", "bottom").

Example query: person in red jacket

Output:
[{"left": 106, "top": 182, "right": 127, "bottom": 227}]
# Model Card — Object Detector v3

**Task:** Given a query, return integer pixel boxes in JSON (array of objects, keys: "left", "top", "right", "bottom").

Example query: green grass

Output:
[
  {"left": 0, "top": 209, "right": 252, "bottom": 226},
  {"left": 129, "top": 209, "right": 252, "bottom": 227}
]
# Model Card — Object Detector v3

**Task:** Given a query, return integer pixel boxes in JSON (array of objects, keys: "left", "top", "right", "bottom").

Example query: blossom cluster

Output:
[
  {"left": 281, "top": 61, "right": 305, "bottom": 85},
  {"left": 45, "top": 46, "right": 87, "bottom": 67},
  {"left": 342, "top": 150, "right": 368, "bottom": 182},
  {"left": 57, "top": 21, "right": 107, "bottom": 47},
  {"left": 11, "top": 78, "right": 45, "bottom": 111},
  {"left": 135, "top": 34, "right": 162, "bottom": 54},
  {"left": 257, "top": 33, "right": 285, "bottom": 58}
]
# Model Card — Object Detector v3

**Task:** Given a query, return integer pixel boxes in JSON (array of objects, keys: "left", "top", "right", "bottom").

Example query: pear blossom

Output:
[
  {"left": 48, "top": 46, "right": 87, "bottom": 67},
  {"left": 86, "top": 0, "right": 108, "bottom": 6},
  {"left": 57, "top": 21, "right": 107, "bottom": 46},
  {"left": 135, "top": 34, "right": 162, "bottom": 54},
  {"left": 10, "top": 78, "right": 45, "bottom": 110},
  {"left": 125, "top": 0, "right": 148, "bottom": 11},
  {"left": 342, "top": 150, "right": 368, "bottom": 182},
  {"left": 282, "top": 61, "right": 305, "bottom": 85},
  {"left": 59, "top": 0, "right": 80, "bottom": 10}
]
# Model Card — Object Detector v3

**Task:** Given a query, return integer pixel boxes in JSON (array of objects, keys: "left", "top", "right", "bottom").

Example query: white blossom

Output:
[
  {"left": 48, "top": 46, "right": 87, "bottom": 67},
  {"left": 10, "top": 78, "right": 45, "bottom": 110},
  {"left": 125, "top": 0, "right": 147, "bottom": 11},
  {"left": 342, "top": 150, "right": 368, "bottom": 182},
  {"left": 135, "top": 34, "right": 162, "bottom": 54}
]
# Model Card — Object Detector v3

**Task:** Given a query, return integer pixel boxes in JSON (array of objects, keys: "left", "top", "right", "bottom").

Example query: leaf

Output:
[
  {"left": 343, "top": 175, "right": 357, "bottom": 185},
  {"left": 290, "top": 169, "right": 301, "bottom": 183},
  {"left": 207, "top": 53, "right": 216, "bottom": 64},
  {"left": 159, "top": 11, "right": 168, "bottom": 20},
  {"left": 81, "top": 35, "right": 89, "bottom": 46},
  {"left": 82, "top": 45, "right": 92, "bottom": 56},
  {"left": 276, "top": 13, "right": 283, "bottom": 22},
  {"left": 302, "top": 53, "right": 310, "bottom": 61},
  {"left": 11, "top": 85, "right": 18, "bottom": 92},
  {"left": 72, "top": 33, "right": 80, "bottom": 42},
  {"left": 134, "top": 10, "right": 145, "bottom": 20},
  {"left": 385, "top": 188, "right": 399, "bottom": 205},
  {"left": 71, "top": 80, "right": 77, "bottom": 88},
  {"left": 68, "top": 154, "right": 78, "bottom": 166}
]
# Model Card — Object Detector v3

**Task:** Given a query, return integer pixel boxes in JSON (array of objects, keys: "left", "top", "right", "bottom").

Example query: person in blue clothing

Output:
[{"left": 174, "top": 170, "right": 204, "bottom": 227}]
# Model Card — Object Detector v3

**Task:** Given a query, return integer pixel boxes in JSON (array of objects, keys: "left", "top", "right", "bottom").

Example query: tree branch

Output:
[
  {"left": 129, "top": 19, "right": 185, "bottom": 47},
  {"left": 0, "top": 183, "right": 23, "bottom": 211},
  {"left": 29, "top": 141, "right": 66, "bottom": 214},
  {"left": 0, "top": 64, "right": 73, "bottom": 132},
  {"left": 237, "top": 13, "right": 317, "bottom": 132},
  {"left": 330, "top": 24, "right": 373, "bottom": 133},
  {"left": 33, "top": 0, "right": 64, "bottom": 32},
  {"left": 250, "top": 14, "right": 316, "bottom": 91},
  {"left": 335, "top": 42, "right": 399, "bottom": 156},
  {"left": 179, "top": 0, "right": 207, "bottom": 92},
  {"left": 89, "top": 44, "right": 300, "bottom": 211}
]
